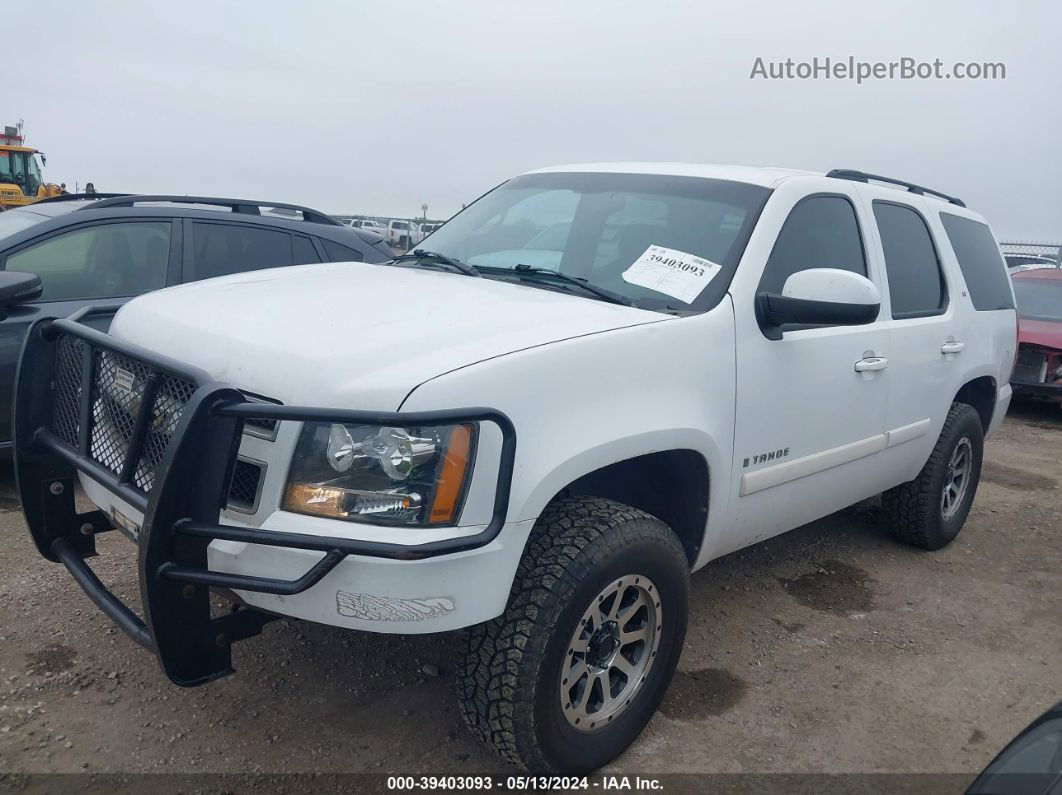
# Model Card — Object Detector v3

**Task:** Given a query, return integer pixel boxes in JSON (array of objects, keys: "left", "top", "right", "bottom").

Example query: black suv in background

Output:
[{"left": 0, "top": 194, "right": 392, "bottom": 454}]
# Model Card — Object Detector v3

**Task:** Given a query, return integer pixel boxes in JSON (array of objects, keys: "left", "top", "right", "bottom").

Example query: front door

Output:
[
  {"left": 720, "top": 188, "right": 891, "bottom": 555},
  {"left": 0, "top": 218, "right": 177, "bottom": 446}
]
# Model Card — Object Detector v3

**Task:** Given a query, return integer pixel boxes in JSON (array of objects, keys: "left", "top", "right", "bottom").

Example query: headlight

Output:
[{"left": 282, "top": 422, "right": 476, "bottom": 526}]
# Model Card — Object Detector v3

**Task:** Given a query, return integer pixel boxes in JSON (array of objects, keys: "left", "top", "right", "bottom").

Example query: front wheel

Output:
[{"left": 457, "top": 497, "right": 689, "bottom": 773}]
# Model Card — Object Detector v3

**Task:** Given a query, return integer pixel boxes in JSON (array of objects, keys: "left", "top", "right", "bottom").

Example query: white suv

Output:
[{"left": 15, "top": 163, "right": 1017, "bottom": 773}]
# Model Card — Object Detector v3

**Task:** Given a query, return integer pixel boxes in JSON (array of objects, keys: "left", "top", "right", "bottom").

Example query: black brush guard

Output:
[{"left": 14, "top": 306, "right": 516, "bottom": 687}]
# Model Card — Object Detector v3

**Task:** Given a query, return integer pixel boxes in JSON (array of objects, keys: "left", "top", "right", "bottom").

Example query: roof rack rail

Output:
[
  {"left": 826, "top": 169, "right": 965, "bottom": 207},
  {"left": 30, "top": 192, "right": 130, "bottom": 205},
  {"left": 78, "top": 195, "right": 341, "bottom": 225}
]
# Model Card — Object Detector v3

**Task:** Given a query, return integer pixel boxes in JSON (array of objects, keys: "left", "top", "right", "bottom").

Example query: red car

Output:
[{"left": 1011, "top": 267, "right": 1062, "bottom": 403}]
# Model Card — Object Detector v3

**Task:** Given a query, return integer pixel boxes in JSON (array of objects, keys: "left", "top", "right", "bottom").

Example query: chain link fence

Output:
[{"left": 999, "top": 241, "right": 1061, "bottom": 269}]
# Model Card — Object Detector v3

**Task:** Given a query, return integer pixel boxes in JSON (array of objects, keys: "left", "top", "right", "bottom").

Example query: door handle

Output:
[
  {"left": 940, "top": 340, "right": 966, "bottom": 354},
  {"left": 854, "top": 356, "right": 889, "bottom": 372}
]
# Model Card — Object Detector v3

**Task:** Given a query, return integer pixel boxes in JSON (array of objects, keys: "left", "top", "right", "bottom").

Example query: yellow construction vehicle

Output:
[{"left": 0, "top": 122, "right": 63, "bottom": 211}]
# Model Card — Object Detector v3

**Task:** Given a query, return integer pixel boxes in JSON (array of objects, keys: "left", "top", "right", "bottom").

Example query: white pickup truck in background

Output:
[
  {"left": 386, "top": 218, "right": 414, "bottom": 250},
  {"left": 347, "top": 218, "right": 388, "bottom": 238}
]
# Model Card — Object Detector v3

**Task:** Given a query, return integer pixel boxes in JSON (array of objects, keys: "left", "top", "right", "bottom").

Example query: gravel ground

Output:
[{"left": 0, "top": 402, "right": 1058, "bottom": 784}]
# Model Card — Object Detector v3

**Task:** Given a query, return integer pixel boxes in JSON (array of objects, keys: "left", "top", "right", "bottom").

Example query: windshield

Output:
[
  {"left": 417, "top": 172, "right": 769, "bottom": 312},
  {"left": 1007, "top": 255, "right": 1055, "bottom": 269},
  {"left": 1013, "top": 278, "right": 1062, "bottom": 322}
]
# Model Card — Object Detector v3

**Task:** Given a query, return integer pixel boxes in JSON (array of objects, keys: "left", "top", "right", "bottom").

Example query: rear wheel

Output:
[
  {"left": 882, "top": 402, "right": 984, "bottom": 550},
  {"left": 457, "top": 497, "right": 689, "bottom": 773}
]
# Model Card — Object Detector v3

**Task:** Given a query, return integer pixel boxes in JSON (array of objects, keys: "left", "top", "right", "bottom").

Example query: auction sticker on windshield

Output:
[{"left": 622, "top": 245, "right": 722, "bottom": 304}]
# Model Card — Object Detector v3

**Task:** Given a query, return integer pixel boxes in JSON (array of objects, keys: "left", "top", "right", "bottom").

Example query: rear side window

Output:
[
  {"left": 939, "top": 213, "right": 1015, "bottom": 311},
  {"left": 760, "top": 196, "right": 867, "bottom": 294},
  {"left": 190, "top": 222, "right": 292, "bottom": 280},
  {"left": 321, "top": 238, "right": 364, "bottom": 262},
  {"left": 873, "top": 202, "right": 946, "bottom": 318}
]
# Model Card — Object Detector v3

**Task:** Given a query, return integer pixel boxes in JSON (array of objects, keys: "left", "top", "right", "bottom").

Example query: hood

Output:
[
  {"left": 1018, "top": 317, "right": 1062, "bottom": 351},
  {"left": 110, "top": 262, "right": 666, "bottom": 409}
]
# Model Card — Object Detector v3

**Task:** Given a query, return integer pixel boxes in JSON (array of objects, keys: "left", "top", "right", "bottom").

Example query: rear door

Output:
[
  {"left": 935, "top": 211, "right": 1018, "bottom": 426},
  {"left": 722, "top": 184, "right": 892, "bottom": 553},
  {"left": 0, "top": 217, "right": 178, "bottom": 446},
  {"left": 859, "top": 196, "right": 956, "bottom": 481}
]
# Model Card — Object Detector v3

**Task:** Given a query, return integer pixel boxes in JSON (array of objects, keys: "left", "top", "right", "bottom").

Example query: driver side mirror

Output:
[
  {"left": 0, "top": 271, "right": 43, "bottom": 317},
  {"left": 756, "top": 268, "right": 880, "bottom": 340}
]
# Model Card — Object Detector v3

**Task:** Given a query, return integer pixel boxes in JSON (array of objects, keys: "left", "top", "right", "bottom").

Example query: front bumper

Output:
[
  {"left": 14, "top": 306, "right": 516, "bottom": 686},
  {"left": 1011, "top": 379, "right": 1062, "bottom": 401}
]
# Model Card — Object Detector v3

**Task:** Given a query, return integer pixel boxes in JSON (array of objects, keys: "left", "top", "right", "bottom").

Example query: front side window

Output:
[
  {"left": 9, "top": 151, "right": 25, "bottom": 184},
  {"left": 5, "top": 221, "right": 170, "bottom": 301},
  {"left": 759, "top": 196, "right": 867, "bottom": 294},
  {"left": 417, "top": 172, "right": 769, "bottom": 312},
  {"left": 940, "top": 213, "right": 1015, "bottom": 311},
  {"left": 873, "top": 202, "right": 946, "bottom": 318},
  {"left": 190, "top": 222, "right": 292, "bottom": 280}
]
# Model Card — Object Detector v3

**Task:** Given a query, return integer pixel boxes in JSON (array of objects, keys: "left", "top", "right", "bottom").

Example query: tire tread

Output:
[
  {"left": 456, "top": 496, "right": 685, "bottom": 771},
  {"left": 882, "top": 402, "right": 983, "bottom": 550}
]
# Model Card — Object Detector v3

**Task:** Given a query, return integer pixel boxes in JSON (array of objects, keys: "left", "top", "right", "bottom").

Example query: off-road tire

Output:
[
  {"left": 457, "top": 496, "right": 689, "bottom": 773},
  {"left": 882, "top": 402, "right": 984, "bottom": 550}
]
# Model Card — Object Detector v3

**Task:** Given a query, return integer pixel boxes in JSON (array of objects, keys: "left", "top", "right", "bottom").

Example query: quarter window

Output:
[
  {"left": 760, "top": 196, "right": 867, "bottom": 294},
  {"left": 940, "top": 213, "right": 1015, "bottom": 311},
  {"left": 292, "top": 235, "right": 321, "bottom": 265},
  {"left": 190, "top": 222, "right": 292, "bottom": 280},
  {"left": 321, "top": 239, "right": 364, "bottom": 262},
  {"left": 5, "top": 221, "right": 170, "bottom": 301},
  {"left": 873, "top": 202, "right": 946, "bottom": 318}
]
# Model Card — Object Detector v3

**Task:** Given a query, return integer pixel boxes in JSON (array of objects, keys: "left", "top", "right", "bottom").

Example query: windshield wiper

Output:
[
  {"left": 392, "top": 249, "right": 481, "bottom": 277},
  {"left": 479, "top": 264, "right": 634, "bottom": 307}
]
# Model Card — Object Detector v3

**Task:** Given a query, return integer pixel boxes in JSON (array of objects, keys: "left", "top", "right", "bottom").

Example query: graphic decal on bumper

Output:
[{"left": 336, "top": 591, "right": 456, "bottom": 621}]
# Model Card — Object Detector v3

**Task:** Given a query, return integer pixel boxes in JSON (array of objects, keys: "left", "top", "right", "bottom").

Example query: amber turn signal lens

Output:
[
  {"left": 429, "top": 424, "right": 473, "bottom": 524},
  {"left": 283, "top": 483, "right": 347, "bottom": 518}
]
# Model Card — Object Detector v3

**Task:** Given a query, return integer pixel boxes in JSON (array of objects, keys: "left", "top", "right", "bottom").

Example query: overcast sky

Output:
[{"left": 9, "top": 0, "right": 1060, "bottom": 240}]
